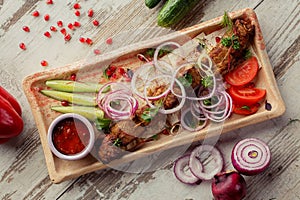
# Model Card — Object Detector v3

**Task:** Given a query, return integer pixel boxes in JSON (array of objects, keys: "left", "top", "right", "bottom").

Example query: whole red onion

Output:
[{"left": 211, "top": 171, "right": 246, "bottom": 200}]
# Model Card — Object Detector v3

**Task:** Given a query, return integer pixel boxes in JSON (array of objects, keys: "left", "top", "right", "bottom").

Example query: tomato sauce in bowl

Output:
[{"left": 47, "top": 113, "right": 95, "bottom": 160}]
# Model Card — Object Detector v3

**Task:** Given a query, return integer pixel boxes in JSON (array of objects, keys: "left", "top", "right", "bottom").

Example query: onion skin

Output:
[
  {"left": 231, "top": 138, "right": 271, "bottom": 176},
  {"left": 211, "top": 171, "right": 246, "bottom": 200}
]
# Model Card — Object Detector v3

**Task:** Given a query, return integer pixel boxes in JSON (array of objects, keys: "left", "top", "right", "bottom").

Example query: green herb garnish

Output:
[
  {"left": 141, "top": 100, "right": 163, "bottom": 123},
  {"left": 221, "top": 35, "right": 240, "bottom": 50},
  {"left": 178, "top": 73, "right": 193, "bottom": 87},
  {"left": 201, "top": 76, "right": 213, "bottom": 88},
  {"left": 244, "top": 49, "right": 252, "bottom": 59},
  {"left": 240, "top": 105, "right": 251, "bottom": 110},
  {"left": 220, "top": 11, "right": 233, "bottom": 31},
  {"left": 95, "top": 118, "right": 111, "bottom": 132},
  {"left": 145, "top": 48, "right": 172, "bottom": 58},
  {"left": 113, "top": 138, "right": 122, "bottom": 147}
]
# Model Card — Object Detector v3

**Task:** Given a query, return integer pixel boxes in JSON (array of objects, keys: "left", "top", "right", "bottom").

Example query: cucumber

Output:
[
  {"left": 45, "top": 80, "right": 109, "bottom": 93},
  {"left": 145, "top": 0, "right": 162, "bottom": 9},
  {"left": 41, "top": 90, "right": 96, "bottom": 106},
  {"left": 51, "top": 106, "right": 104, "bottom": 121},
  {"left": 157, "top": 0, "right": 200, "bottom": 27}
]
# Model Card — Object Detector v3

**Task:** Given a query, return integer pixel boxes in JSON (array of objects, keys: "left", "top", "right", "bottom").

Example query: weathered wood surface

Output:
[{"left": 0, "top": 0, "right": 299, "bottom": 199}]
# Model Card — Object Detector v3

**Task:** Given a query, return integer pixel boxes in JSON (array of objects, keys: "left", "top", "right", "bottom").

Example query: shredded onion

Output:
[
  {"left": 189, "top": 145, "right": 223, "bottom": 180},
  {"left": 231, "top": 138, "right": 271, "bottom": 176},
  {"left": 173, "top": 154, "right": 202, "bottom": 185}
]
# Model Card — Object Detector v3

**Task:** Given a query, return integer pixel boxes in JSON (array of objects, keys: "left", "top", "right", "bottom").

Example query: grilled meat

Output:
[{"left": 209, "top": 17, "right": 254, "bottom": 74}]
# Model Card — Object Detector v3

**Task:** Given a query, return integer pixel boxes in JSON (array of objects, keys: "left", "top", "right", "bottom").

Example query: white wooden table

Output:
[{"left": 0, "top": 0, "right": 299, "bottom": 199}]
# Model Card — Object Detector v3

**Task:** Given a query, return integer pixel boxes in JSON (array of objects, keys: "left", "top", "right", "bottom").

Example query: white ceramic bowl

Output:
[{"left": 47, "top": 113, "right": 95, "bottom": 160}]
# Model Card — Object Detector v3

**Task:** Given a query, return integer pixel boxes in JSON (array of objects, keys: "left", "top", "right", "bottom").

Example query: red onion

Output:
[
  {"left": 173, "top": 155, "right": 202, "bottom": 185},
  {"left": 231, "top": 138, "right": 271, "bottom": 176},
  {"left": 189, "top": 145, "right": 223, "bottom": 180}
]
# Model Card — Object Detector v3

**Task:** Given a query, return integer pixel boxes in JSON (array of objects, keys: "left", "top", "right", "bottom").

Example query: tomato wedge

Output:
[
  {"left": 228, "top": 86, "right": 266, "bottom": 105},
  {"left": 233, "top": 103, "right": 260, "bottom": 115},
  {"left": 225, "top": 57, "right": 259, "bottom": 86}
]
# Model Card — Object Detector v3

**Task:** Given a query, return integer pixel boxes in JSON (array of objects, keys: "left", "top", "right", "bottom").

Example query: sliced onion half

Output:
[
  {"left": 231, "top": 138, "right": 271, "bottom": 176},
  {"left": 173, "top": 155, "right": 202, "bottom": 185},
  {"left": 189, "top": 145, "right": 223, "bottom": 180}
]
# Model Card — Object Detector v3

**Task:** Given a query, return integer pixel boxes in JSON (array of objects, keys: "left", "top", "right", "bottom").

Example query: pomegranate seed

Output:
[
  {"left": 79, "top": 37, "right": 86, "bottom": 43},
  {"left": 50, "top": 26, "right": 57, "bottom": 32},
  {"left": 92, "top": 19, "right": 99, "bottom": 26},
  {"left": 32, "top": 11, "right": 40, "bottom": 17},
  {"left": 60, "top": 28, "right": 67, "bottom": 35},
  {"left": 64, "top": 34, "right": 71, "bottom": 41},
  {"left": 215, "top": 36, "right": 221, "bottom": 43},
  {"left": 19, "top": 42, "right": 26, "bottom": 50},
  {"left": 93, "top": 49, "right": 101, "bottom": 55},
  {"left": 87, "top": 9, "right": 94, "bottom": 17},
  {"left": 118, "top": 67, "right": 126, "bottom": 75},
  {"left": 74, "top": 10, "right": 80, "bottom": 17},
  {"left": 41, "top": 60, "right": 48, "bottom": 67},
  {"left": 70, "top": 74, "right": 76, "bottom": 81},
  {"left": 73, "top": 21, "right": 80, "bottom": 27},
  {"left": 44, "top": 14, "right": 50, "bottom": 21},
  {"left": 86, "top": 38, "right": 93, "bottom": 45},
  {"left": 68, "top": 23, "right": 74, "bottom": 30},
  {"left": 61, "top": 100, "right": 69, "bottom": 106},
  {"left": 22, "top": 26, "right": 30, "bottom": 32},
  {"left": 44, "top": 31, "right": 51, "bottom": 38},
  {"left": 73, "top": 3, "right": 81, "bottom": 9},
  {"left": 46, "top": 0, "right": 53, "bottom": 4},
  {"left": 57, "top": 20, "right": 63, "bottom": 27},
  {"left": 106, "top": 37, "right": 113, "bottom": 45}
]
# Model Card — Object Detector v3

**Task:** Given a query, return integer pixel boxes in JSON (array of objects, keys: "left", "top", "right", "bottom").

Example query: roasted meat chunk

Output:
[
  {"left": 209, "top": 17, "right": 254, "bottom": 74},
  {"left": 97, "top": 120, "right": 146, "bottom": 163}
]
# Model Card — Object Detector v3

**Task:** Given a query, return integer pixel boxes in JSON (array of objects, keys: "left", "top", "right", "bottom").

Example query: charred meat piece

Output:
[
  {"left": 186, "top": 67, "right": 202, "bottom": 88},
  {"left": 209, "top": 17, "right": 254, "bottom": 74},
  {"left": 147, "top": 85, "right": 179, "bottom": 110},
  {"left": 97, "top": 120, "right": 146, "bottom": 163}
]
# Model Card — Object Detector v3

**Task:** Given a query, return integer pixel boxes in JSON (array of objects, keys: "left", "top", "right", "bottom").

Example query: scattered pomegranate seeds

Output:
[
  {"left": 92, "top": 19, "right": 99, "bottom": 26},
  {"left": 57, "top": 20, "right": 63, "bottom": 27},
  {"left": 73, "top": 3, "right": 81, "bottom": 9},
  {"left": 32, "top": 11, "right": 40, "bottom": 17},
  {"left": 64, "top": 34, "right": 71, "bottom": 41},
  {"left": 68, "top": 23, "right": 74, "bottom": 30},
  {"left": 61, "top": 100, "right": 69, "bottom": 106},
  {"left": 19, "top": 43, "right": 26, "bottom": 50},
  {"left": 215, "top": 36, "right": 221, "bottom": 43},
  {"left": 50, "top": 26, "right": 57, "bottom": 32},
  {"left": 93, "top": 49, "right": 101, "bottom": 55},
  {"left": 79, "top": 37, "right": 86, "bottom": 43},
  {"left": 60, "top": 28, "right": 67, "bottom": 35},
  {"left": 44, "top": 31, "right": 51, "bottom": 38},
  {"left": 41, "top": 60, "right": 48, "bottom": 67},
  {"left": 44, "top": 14, "right": 50, "bottom": 21},
  {"left": 46, "top": 0, "right": 53, "bottom": 4},
  {"left": 73, "top": 21, "right": 81, "bottom": 27},
  {"left": 74, "top": 10, "right": 80, "bottom": 17},
  {"left": 22, "top": 26, "right": 30, "bottom": 32},
  {"left": 87, "top": 9, "right": 94, "bottom": 17},
  {"left": 106, "top": 37, "right": 113, "bottom": 45},
  {"left": 70, "top": 73, "right": 76, "bottom": 81},
  {"left": 85, "top": 38, "right": 93, "bottom": 45}
]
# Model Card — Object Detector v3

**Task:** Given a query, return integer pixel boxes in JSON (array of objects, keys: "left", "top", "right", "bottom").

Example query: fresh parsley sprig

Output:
[{"left": 221, "top": 11, "right": 233, "bottom": 32}]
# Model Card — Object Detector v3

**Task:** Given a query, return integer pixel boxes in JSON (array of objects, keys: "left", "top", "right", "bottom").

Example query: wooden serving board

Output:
[{"left": 22, "top": 8, "right": 285, "bottom": 183}]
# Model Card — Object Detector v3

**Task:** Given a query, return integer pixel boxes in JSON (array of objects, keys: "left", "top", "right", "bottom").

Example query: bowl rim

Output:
[{"left": 47, "top": 113, "right": 95, "bottom": 160}]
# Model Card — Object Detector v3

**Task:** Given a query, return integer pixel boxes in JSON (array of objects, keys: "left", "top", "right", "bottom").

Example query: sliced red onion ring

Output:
[
  {"left": 181, "top": 108, "right": 207, "bottom": 132},
  {"left": 231, "top": 138, "right": 271, "bottom": 176},
  {"left": 153, "top": 41, "right": 182, "bottom": 74},
  {"left": 131, "top": 63, "right": 156, "bottom": 99},
  {"left": 173, "top": 154, "right": 202, "bottom": 185},
  {"left": 189, "top": 145, "right": 223, "bottom": 180},
  {"left": 144, "top": 75, "right": 186, "bottom": 115},
  {"left": 171, "top": 62, "right": 217, "bottom": 101},
  {"left": 97, "top": 82, "right": 138, "bottom": 120}
]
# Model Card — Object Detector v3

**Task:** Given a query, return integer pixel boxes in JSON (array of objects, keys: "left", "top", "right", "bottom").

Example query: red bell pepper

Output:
[{"left": 0, "top": 86, "right": 23, "bottom": 144}]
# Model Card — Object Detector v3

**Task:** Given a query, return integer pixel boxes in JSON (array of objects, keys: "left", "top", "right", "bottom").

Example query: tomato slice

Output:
[
  {"left": 228, "top": 86, "right": 266, "bottom": 105},
  {"left": 225, "top": 57, "right": 259, "bottom": 86},
  {"left": 233, "top": 103, "right": 260, "bottom": 115}
]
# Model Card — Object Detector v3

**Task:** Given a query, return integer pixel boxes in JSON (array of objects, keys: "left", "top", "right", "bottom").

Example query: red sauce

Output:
[{"left": 52, "top": 118, "right": 90, "bottom": 155}]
